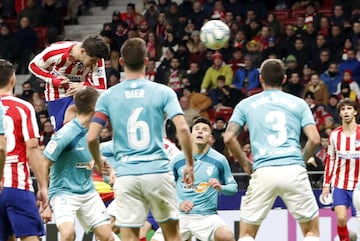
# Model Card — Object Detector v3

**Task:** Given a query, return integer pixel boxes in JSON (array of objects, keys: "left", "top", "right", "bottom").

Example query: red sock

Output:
[
  {"left": 337, "top": 225, "right": 349, "bottom": 241},
  {"left": 139, "top": 237, "right": 147, "bottom": 241}
]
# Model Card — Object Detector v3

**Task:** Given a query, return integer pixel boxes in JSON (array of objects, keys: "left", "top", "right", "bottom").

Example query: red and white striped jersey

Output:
[
  {"left": 323, "top": 125, "right": 360, "bottom": 190},
  {"left": 28, "top": 41, "right": 107, "bottom": 101},
  {"left": 1, "top": 95, "right": 40, "bottom": 191}
]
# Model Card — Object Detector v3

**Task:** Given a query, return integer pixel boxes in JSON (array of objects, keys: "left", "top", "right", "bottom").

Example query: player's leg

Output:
[
  {"left": 353, "top": 188, "right": 360, "bottom": 238},
  {"left": 279, "top": 165, "right": 319, "bottom": 240},
  {"left": 1, "top": 188, "right": 45, "bottom": 241},
  {"left": 113, "top": 176, "right": 149, "bottom": 241},
  {"left": 78, "top": 192, "right": 114, "bottom": 241},
  {"left": 238, "top": 167, "right": 278, "bottom": 239},
  {"left": 57, "top": 222, "right": 76, "bottom": 241},
  {"left": 144, "top": 173, "right": 181, "bottom": 241},
  {"left": 213, "top": 226, "right": 234, "bottom": 241},
  {"left": 140, "top": 220, "right": 153, "bottom": 241},
  {"left": 333, "top": 188, "right": 353, "bottom": 241}
]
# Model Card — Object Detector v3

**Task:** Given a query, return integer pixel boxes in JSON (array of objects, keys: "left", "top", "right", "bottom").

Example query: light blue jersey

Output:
[
  {"left": 100, "top": 140, "right": 117, "bottom": 168},
  {"left": 172, "top": 147, "right": 237, "bottom": 215},
  {"left": 95, "top": 78, "right": 183, "bottom": 176},
  {"left": 44, "top": 119, "right": 95, "bottom": 200},
  {"left": 0, "top": 101, "right": 4, "bottom": 134},
  {"left": 229, "top": 89, "right": 315, "bottom": 171}
]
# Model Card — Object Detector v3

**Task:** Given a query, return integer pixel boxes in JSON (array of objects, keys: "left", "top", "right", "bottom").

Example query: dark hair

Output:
[
  {"left": 260, "top": 59, "right": 285, "bottom": 87},
  {"left": 74, "top": 87, "right": 99, "bottom": 114},
  {"left": 121, "top": 37, "right": 147, "bottom": 71},
  {"left": 81, "top": 34, "right": 110, "bottom": 59},
  {"left": 192, "top": 117, "right": 212, "bottom": 130},
  {"left": 217, "top": 75, "right": 226, "bottom": 81},
  {"left": 336, "top": 98, "right": 358, "bottom": 114},
  {"left": 0, "top": 59, "right": 14, "bottom": 88}
]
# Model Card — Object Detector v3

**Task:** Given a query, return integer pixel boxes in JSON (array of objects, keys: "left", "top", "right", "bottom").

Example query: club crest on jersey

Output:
[
  {"left": 355, "top": 140, "right": 360, "bottom": 148},
  {"left": 195, "top": 182, "right": 210, "bottom": 193},
  {"left": 206, "top": 166, "right": 214, "bottom": 176}
]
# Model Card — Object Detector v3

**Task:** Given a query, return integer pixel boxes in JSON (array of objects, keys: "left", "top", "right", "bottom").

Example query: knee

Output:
[
  {"left": 337, "top": 215, "right": 348, "bottom": 226},
  {"left": 60, "top": 229, "right": 76, "bottom": 241},
  {"left": 214, "top": 226, "right": 235, "bottom": 241}
]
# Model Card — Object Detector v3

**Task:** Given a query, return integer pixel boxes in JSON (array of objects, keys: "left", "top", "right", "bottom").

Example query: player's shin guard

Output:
[{"left": 338, "top": 225, "right": 350, "bottom": 241}]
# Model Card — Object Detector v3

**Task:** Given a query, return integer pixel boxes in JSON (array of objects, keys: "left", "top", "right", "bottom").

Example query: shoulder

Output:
[{"left": 2, "top": 96, "right": 35, "bottom": 111}]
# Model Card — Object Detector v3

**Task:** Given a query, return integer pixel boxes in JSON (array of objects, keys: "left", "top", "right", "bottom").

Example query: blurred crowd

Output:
[{"left": 2, "top": 0, "right": 360, "bottom": 189}]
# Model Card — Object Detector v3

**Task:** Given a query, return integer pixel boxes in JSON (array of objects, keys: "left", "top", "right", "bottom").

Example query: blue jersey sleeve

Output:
[{"left": 300, "top": 100, "right": 316, "bottom": 128}]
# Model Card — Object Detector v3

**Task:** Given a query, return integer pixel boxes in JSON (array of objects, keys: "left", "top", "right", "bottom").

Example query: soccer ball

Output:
[{"left": 200, "top": 20, "right": 230, "bottom": 50}]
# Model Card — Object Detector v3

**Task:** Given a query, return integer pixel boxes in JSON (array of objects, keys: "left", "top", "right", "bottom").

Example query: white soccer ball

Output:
[{"left": 200, "top": 20, "right": 230, "bottom": 50}]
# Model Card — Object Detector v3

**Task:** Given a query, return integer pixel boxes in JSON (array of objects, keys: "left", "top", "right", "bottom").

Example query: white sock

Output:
[
  {"left": 303, "top": 236, "right": 319, "bottom": 241},
  {"left": 113, "top": 232, "right": 121, "bottom": 241},
  {"left": 238, "top": 237, "right": 255, "bottom": 241}
]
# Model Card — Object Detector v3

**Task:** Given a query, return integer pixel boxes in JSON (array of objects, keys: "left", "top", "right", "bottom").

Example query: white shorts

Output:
[
  {"left": 107, "top": 200, "right": 118, "bottom": 217},
  {"left": 113, "top": 172, "right": 178, "bottom": 227},
  {"left": 152, "top": 214, "right": 227, "bottom": 241},
  {"left": 50, "top": 192, "right": 110, "bottom": 232},
  {"left": 241, "top": 165, "right": 319, "bottom": 225}
]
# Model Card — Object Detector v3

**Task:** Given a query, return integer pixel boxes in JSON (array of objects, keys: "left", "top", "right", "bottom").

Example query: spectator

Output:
[
  {"left": 154, "top": 11, "right": 167, "bottom": 42},
  {"left": 304, "top": 2, "right": 321, "bottom": 29},
  {"left": 15, "top": 16, "right": 38, "bottom": 74},
  {"left": 121, "top": 3, "right": 141, "bottom": 30},
  {"left": 186, "top": 62, "right": 204, "bottom": 93},
  {"left": 137, "top": 19, "right": 150, "bottom": 40},
  {"left": 162, "top": 56, "right": 187, "bottom": 93},
  {"left": 39, "top": 119, "right": 54, "bottom": 150},
  {"left": 182, "top": 86, "right": 212, "bottom": 119},
  {"left": 262, "top": 37, "right": 279, "bottom": 61},
  {"left": 310, "top": 34, "right": 328, "bottom": 67},
  {"left": 303, "top": 73, "right": 329, "bottom": 105},
  {"left": 327, "top": 24, "right": 346, "bottom": 60},
  {"left": 232, "top": 29, "right": 247, "bottom": 51},
  {"left": 289, "top": 37, "right": 310, "bottom": 69},
  {"left": 0, "top": 24, "right": 19, "bottom": 64},
  {"left": 188, "top": 1, "right": 206, "bottom": 30},
  {"left": 15, "top": 0, "right": 41, "bottom": 28},
  {"left": 179, "top": 95, "right": 200, "bottom": 127},
  {"left": 244, "top": 39, "right": 262, "bottom": 68},
  {"left": 313, "top": 49, "right": 331, "bottom": 74},
  {"left": 201, "top": 51, "right": 233, "bottom": 93},
  {"left": 339, "top": 48, "right": 360, "bottom": 84},
  {"left": 108, "top": 11, "right": 122, "bottom": 34},
  {"left": 143, "top": 1, "right": 158, "bottom": 31},
  {"left": 186, "top": 30, "right": 201, "bottom": 54},
  {"left": 284, "top": 54, "right": 301, "bottom": 80},
  {"left": 39, "top": 0, "right": 62, "bottom": 43},
  {"left": 277, "top": 23, "right": 296, "bottom": 59},
  {"left": 336, "top": 70, "right": 360, "bottom": 100},
  {"left": 110, "top": 22, "right": 128, "bottom": 71},
  {"left": 318, "top": 16, "right": 330, "bottom": 36},
  {"left": 212, "top": 116, "right": 227, "bottom": 155},
  {"left": 264, "top": 12, "right": 281, "bottom": 37},
  {"left": 349, "top": 21, "right": 360, "bottom": 47},
  {"left": 156, "top": 47, "right": 175, "bottom": 83},
  {"left": 227, "top": 47, "right": 244, "bottom": 74},
  {"left": 145, "top": 31, "right": 162, "bottom": 61},
  {"left": 326, "top": 94, "right": 341, "bottom": 125},
  {"left": 208, "top": 75, "right": 243, "bottom": 111},
  {"left": 329, "top": 4, "right": 347, "bottom": 27},
  {"left": 145, "top": 58, "right": 157, "bottom": 82},
  {"left": 175, "top": 42, "right": 189, "bottom": 68},
  {"left": 294, "top": 16, "right": 307, "bottom": 35},
  {"left": 232, "top": 54, "right": 261, "bottom": 96},
  {"left": 320, "top": 62, "right": 342, "bottom": 95},
  {"left": 283, "top": 71, "right": 304, "bottom": 98},
  {"left": 338, "top": 82, "right": 357, "bottom": 102}
]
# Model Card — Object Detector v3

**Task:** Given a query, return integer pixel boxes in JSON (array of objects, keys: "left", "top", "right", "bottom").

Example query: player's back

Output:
[
  {"left": 230, "top": 90, "right": 315, "bottom": 170},
  {"left": 96, "top": 78, "right": 183, "bottom": 176},
  {"left": 1, "top": 95, "right": 40, "bottom": 191}
]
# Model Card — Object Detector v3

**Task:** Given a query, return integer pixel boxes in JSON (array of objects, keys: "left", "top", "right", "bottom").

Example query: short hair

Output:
[
  {"left": 192, "top": 117, "right": 212, "bottom": 131},
  {"left": 260, "top": 59, "right": 285, "bottom": 87},
  {"left": 217, "top": 75, "right": 226, "bottom": 81},
  {"left": 336, "top": 98, "right": 358, "bottom": 114},
  {"left": 81, "top": 34, "right": 109, "bottom": 59},
  {"left": 121, "top": 37, "right": 147, "bottom": 71},
  {"left": 74, "top": 87, "right": 99, "bottom": 114},
  {"left": 0, "top": 59, "right": 14, "bottom": 88}
]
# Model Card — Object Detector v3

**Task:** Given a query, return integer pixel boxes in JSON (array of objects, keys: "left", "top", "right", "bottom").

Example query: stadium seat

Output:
[
  {"left": 34, "top": 27, "right": 49, "bottom": 51},
  {"left": 291, "top": 9, "right": 306, "bottom": 18},
  {"left": 272, "top": 10, "right": 291, "bottom": 21}
]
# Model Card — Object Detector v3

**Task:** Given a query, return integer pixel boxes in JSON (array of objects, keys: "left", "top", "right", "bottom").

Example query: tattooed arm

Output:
[{"left": 223, "top": 122, "right": 252, "bottom": 175}]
